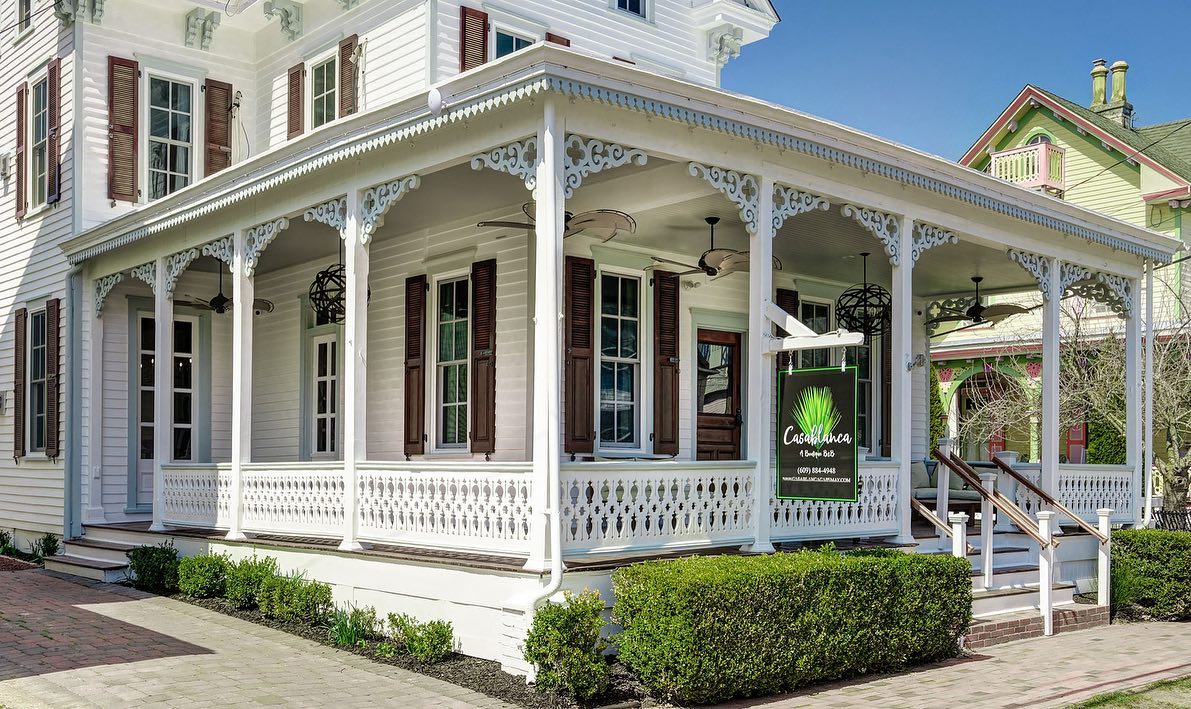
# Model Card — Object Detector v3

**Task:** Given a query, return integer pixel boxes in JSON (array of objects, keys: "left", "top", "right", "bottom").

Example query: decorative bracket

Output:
[
  {"left": 201, "top": 236, "right": 235, "bottom": 270},
  {"left": 185, "top": 8, "right": 221, "bottom": 50},
  {"left": 53, "top": 0, "right": 79, "bottom": 24},
  {"left": 164, "top": 248, "right": 200, "bottom": 297},
  {"left": 304, "top": 197, "right": 348, "bottom": 237},
  {"left": 772, "top": 183, "right": 829, "bottom": 233},
  {"left": 1060, "top": 262, "right": 1091, "bottom": 292},
  {"left": 361, "top": 176, "right": 421, "bottom": 244},
  {"left": 708, "top": 24, "right": 743, "bottom": 67},
  {"left": 91, "top": 0, "right": 104, "bottom": 23},
  {"left": 335, "top": 0, "right": 361, "bottom": 8},
  {"left": 842, "top": 204, "right": 900, "bottom": 265},
  {"left": 94, "top": 273, "right": 123, "bottom": 316},
  {"left": 471, "top": 136, "right": 539, "bottom": 194},
  {"left": 689, "top": 162, "right": 760, "bottom": 234},
  {"left": 245, "top": 217, "right": 291, "bottom": 277},
  {"left": 263, "top": 0, "right": 302, "bottom": 41},
  {"left": 1008, "top": 249, "right": 1053, "bottom": 300},
  {"left": 130, "top": 262, "right": 157, "bottom": 293},
  {"left": 563, "top": 135, "right": 647, "bottom": 199},
  {"left": 911, "top": 223, "right": 958, "bottom": 264},
  {"left": 925, "top": 296, "right": 971, "bottom": 335},
  {"left": 1067, "top": 271, "right": 1133, "bottom": 317}
]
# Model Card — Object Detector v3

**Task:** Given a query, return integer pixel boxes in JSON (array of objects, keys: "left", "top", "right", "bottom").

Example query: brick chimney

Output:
[{"left": 1093, "top": 59, "right": 1134, "bottom": 129}]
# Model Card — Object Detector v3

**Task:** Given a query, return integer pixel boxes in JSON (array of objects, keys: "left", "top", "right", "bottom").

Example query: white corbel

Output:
[
  {"left": 91, "top": 0, "right": 104, "bottom": 23},
  {"left": 304, "top": 197, "right": 348, "bottom": 236},
  {"left": 1008, "top": 249, "right": 1053, "bottom": 300},
  {"left": 471, "top": 136, "right": 539, "bottom": 194},
  {"left": 185, "top": 8, "right": 221, "bottom": 50},
  {"left": 563, "top": 135, "right": 647, "bottom": 198},
  {"left": 689, "top": 162, "right": 759, "bottom": 235},
  {"left": 244, "top": 217, "right": 291, "bottom": 277},
  {"left": 910, "top": 222, "right": 958, "bottom": 263},
  {"left": 842, "top": 204, "right": 901, "bottom": 266},
  {"left": 94, "top": 273, "right": 123, "bottom": 316},
  {"left": 54, "top": 0, "right": 79, "bottom": 24},
  {"left": 201, "top": 236, "right": 235, "bottom": 269},
  {"left": 263, "top": 0, "right": 302, "bottom": 41},
  {"left": 130, "top": 262, "right": 156, "bottom": 293},
  {"left": 164, "top": 247, "right": 200, "bottom": 297},
  {"left": 708, "top": 24, "right": 743, "bottom": 67},
  {"left": 361, "top": 176, "right": 421, "bottom": 244},
  {"left": 335, "top": 0, "right": 361, "bottom": 8},
  {"left": 772, "top": 183, "right": 830, "bottom": 233}
]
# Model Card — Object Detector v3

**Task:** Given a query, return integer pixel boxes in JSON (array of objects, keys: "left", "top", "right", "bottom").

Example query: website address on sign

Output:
[{"left": 783, "top": 473, "right": 851, "bottom": 483}]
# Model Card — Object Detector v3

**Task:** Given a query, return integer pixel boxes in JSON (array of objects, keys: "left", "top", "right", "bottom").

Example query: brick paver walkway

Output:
[{"left": 0, "top": 570, "right": 512, "bottom": 708}]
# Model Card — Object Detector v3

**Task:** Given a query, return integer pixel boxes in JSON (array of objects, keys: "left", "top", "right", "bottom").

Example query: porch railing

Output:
[
  {"left": 161, "top": 463, "right": 232, "bottom": 529},
  {"left": 241, "top": 462, "right": 346, "bottom": 538},
  {"left": 1000, "top": 462, "right": 1133, "bottom": 525},
  {"left": 771, "top": 461, "right": 900, "bottom": 541},
  {"left": 990, "top": 142, "right": 1066, "bottom": 192}
]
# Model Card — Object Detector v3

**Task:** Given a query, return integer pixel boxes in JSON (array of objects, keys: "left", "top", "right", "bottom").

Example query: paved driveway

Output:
[{"left": 0, "top": 570, "right": 511, "bottom": 708}]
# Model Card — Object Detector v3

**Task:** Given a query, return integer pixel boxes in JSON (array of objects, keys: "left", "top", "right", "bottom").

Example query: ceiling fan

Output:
[
  {"left": 650, "top": 216, "right": 781, "bottom": 279},
  {"left": 178, "top": 268, "right": 275, "bottom": 316},
  {"left": 927, "top": 276, "right": 1030, "bottom": 327},
  {"left": 477, "top": 202, "right": 636, "bottom": 241}
]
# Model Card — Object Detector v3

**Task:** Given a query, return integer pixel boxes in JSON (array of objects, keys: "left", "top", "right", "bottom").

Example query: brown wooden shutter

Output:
[
  {"left": 545, "top": 33, "right": 570, "bottom": 47},
  {"left": 107, "top": 56, "right": 138, "bottom": 202},
  {"left": 46, "top": 58, "right": 61, "bottom": 205},
  {"left": 459, "top": 6, "right": 488, "bottom": 72},
  {"left": 563, "top": 256, "right": 595, "bottom": 455},
  {"left": 286, "top": 63, "right": 304, "bottom": 140},
  {"left": 15, "top": 83, "right": 26, "bottom": 219},
  {"left": 880, "top": 331, "right": 892, "bottom": 458},
  {"left": 338, "top": 35, "right": 358, "bottom": 118},
  {"left": 13, "top": 308, "right": 26, "bottom": 460},
  {"left": 653, "top": 270, "right": 680, "bottom": 456},
  {"left": 404, "top": 275, "right": 427, "bottom": 457},
  {"left": 470, "top": 259, "right": 497, "bottom": 456},
  {"left": 44, "top": 299, "right": 60, "bottom": 460},
  {"left": 203, "top": 78, "right": 233, "bottom": 177},
  {"left": 774, "top": 288, "right": 799, "bottom": 338}
]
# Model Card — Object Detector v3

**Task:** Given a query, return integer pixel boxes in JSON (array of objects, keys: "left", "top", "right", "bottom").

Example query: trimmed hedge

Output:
[
  {"left": 1112, "top": 529, "right": 1191, "bottom": 620},
  {"left": 226, "top": 556, "right": 280, "bottom": 609},
  {"left": 178, "top": 553, "right": 230, "bottom": 598},
  {"left": 522, "top": 590, "right": 610, "bottom": 700},
  {"left": 258, "top": 572, "right": 333, "bottom": 625},
  {"left": 612, "top": 550, "right": 972, "bottom": 704},
  {"left": 127, "top": 542, "right": 180, "bottom": 594}
]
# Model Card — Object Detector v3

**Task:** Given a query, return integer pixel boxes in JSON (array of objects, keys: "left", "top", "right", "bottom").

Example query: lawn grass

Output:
[{"left": 1072, "top": 675, "right": 1191, "bottom": 708}]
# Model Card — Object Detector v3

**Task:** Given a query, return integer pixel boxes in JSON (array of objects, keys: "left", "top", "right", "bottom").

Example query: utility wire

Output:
[
  {"left": 1067, "top": 119, "right": 1191, "bottom": 192},
  {"left": 5, "top": 3, "right": 60, "bottom": 38}
]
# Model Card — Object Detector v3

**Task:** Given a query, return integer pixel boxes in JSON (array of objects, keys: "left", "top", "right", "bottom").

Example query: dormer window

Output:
[{"left": 616, "top": 0, "right": 647, "bottom": 18}]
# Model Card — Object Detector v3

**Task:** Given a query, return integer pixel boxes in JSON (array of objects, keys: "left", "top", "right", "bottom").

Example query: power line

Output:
[
  {"left": 3, "top": 2, "right": 60, "bottom": 39},
  {"left": 1067, "top": 119, "right": 1191, "bottom": 192}
]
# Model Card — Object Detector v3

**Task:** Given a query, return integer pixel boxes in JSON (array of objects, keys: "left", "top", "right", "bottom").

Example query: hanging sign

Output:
[{"left": 776, "top": 366, "right": 858, "bottom": 502}]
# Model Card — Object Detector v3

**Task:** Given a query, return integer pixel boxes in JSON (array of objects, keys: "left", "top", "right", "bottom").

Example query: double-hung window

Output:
[
  {"left": 311, "top": 55, "right": 336, "bottom": 129},
  {"left": 28, "top": 76, "right": 48, "bottom": 210},
  {"left": 598, "top": 273, "right": 640, "bottom": 447},
  {"left": 494, "top": 29, "right": 533, "bottom": 59},
  {"left": 147, "top": 76, "right": 193, "bottom": 201},
  {"left": 798, "top": 301, "right": 831, "bottom": 368},
  {"left": 847, "top": 342, "right": 873, "bottom": 450},
  {"left": 312, "top": 334, "right": 338, "bottom": 456},
  {"left": 435, "top": 277, "right": 469, "bottom": 450},
  {"left": 616, "top": 0, "right": 646, "bottom": 18},
  {"left": 28, "top": 310, "right": 46, "bottom": 453},
  {"left": 17, "top": 0, "right": 31, "bottom": 33}
]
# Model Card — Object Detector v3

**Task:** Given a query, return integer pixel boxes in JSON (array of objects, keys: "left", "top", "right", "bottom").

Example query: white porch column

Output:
[
  {"left": 1124, "top": 273, "right": 1142, "bottom": 523},
  {"left": 524, "top": 98, "right": 565, "bottom": 572},
  {"left": 891, "top": 215, "right": 914, "bottom": 544},
  {"left": 1040, "top": 257, "right": 1061, "bottom": 500},
  {"left": 85, "top": 279, "right": 107, "bottom": 524},
  {"left": 227, "top": 229, "right": 251, "bottom": 541},
  {"left": 743, "top": 176, "right": 775, "bottom": 554},
  {"left": 341, "top": 187, "right": 367, "bottom": 552},
  {"left": 1143, "top": 262, "right": 1154, "bottom": 526},
  {"left": 150, "top": 257, "right": 172, "bottom": 532}
]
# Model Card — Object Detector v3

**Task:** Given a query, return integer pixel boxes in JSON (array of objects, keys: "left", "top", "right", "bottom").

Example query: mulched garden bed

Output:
[
  {"left": 0, "top": 555, "right": 39, "bottom": 572},
  {"left": 178, "top": 596, "right": 648, "bottom": 709}
]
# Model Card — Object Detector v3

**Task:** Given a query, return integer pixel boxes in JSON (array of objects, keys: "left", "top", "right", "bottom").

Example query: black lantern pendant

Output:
[
  {"left": 835, "top": 252, "right": 892, "bottom": 341},
  {"left": 309, "top": 240, "right": 347, "bottom": 324}
]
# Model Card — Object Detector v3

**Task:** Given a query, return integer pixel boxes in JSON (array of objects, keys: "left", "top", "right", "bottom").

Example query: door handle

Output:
[{"left": 734, "top": 410, "right": 743, "bottom": 426}]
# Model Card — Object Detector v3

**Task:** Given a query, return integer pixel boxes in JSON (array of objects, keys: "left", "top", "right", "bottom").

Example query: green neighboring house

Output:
[{"left": 934, "top": 59, "right": 1189, "bottom": 463}]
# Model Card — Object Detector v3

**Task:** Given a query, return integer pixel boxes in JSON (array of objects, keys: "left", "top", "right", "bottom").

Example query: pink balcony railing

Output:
[{"left": 989, "top": 142, "right": 1066, "bottom": 193}]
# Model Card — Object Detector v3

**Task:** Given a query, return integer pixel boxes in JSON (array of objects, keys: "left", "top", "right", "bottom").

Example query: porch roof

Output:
[{"left": 61, "top": 45, "right": 1182, "bottom": 266}]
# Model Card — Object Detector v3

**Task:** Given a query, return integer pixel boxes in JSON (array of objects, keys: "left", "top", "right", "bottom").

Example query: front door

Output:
[{"left": 695, "top": 329, "right": 742, "bottom": 460}]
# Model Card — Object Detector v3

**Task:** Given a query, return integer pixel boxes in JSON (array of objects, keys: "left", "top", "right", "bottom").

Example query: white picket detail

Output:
[
  {"left": 770, "top": 462, "right": 900, "bottom": 540},
  {"left": 161, "top": 463, "right": 231, "bottom": 528},
  {"left": 240, "top": 463, "right": 346, "bottom": 538},
  {"left": 1058, "top": 465, "right": 1133, "bottom": 525}
]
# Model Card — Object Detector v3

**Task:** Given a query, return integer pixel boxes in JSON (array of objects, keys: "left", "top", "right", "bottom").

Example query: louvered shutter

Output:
[
  {"left": 13, "top": 309, "right": 26, "bottom": 460},
  {"left": 459, "top": 7, "right": 488, "bottom": 72},
  {"left": 15, "top": 83, "right": 26, "bottom": 219},
  {"left": 338, "top": 35, "right": 358, "bottom": 118},
  {"left": 775, "top": 288, "right": 799, "bottom": 373},
  {"left": 880, "top": 331, "right": 892, "bottom": 458},
  {"left": 563, "top": 256, "right": 595, "bottom": 455},
  {"left": 286, "top": 63, "right": 304, "bottom": 140},
  {"left": 404, "top": 275, "right": 427, "bottom": 457},
  {"left": 470, "top": 259, "right": 497, "bottom": 455},
  {"left": 204, "top": 79, "right": 233, "bottom": 176},
  {"left": 44, "top": 299, "right": 60, "bottom": 460},
  {"left": 46, "top": 58, "right": 61, "bottom": 205},
  {"left": 653, "top": 270, "right": 680, "bottom": 456},
  {"left": 545, "top": 33, "right": 570, "bottom": 47},
  {"left": 107, "top": 57, "right": 138, "bottom": 202}
]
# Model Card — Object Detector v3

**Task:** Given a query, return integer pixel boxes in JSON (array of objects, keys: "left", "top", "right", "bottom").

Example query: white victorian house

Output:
[{"left": 8, "top": 0, "right": 1179, "bottom": 673}]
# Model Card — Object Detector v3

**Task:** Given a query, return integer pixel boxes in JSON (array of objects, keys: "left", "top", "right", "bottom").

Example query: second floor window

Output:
[
  {"left": 18, "top": 0, "right": 31, "bottom": 31},
  {"left": 28, "top": 310, "right": 46, "bottom": 453},
  {"left": 495, "top": 30, "right": 532, "bottom": 59},
  {"left": 29, "top": 77, "right": 48, "bottom": 209},
  {"left": 311, "top": 56, "right": 337, "bottom": 129},
  {"left": 617, "top": 0, "right": 646, "bottom": 18},
  {"left": 148, "top": 77, "right": 192, "bottom": 201}
]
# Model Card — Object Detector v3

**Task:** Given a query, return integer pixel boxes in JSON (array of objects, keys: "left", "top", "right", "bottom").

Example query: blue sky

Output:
[{"left": 723, "top": 0, "right": 1190, "bottom": 160}]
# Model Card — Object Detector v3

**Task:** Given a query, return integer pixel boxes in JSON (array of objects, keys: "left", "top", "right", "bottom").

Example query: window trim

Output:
[
  {"left": 426, "top": 270, "right": 472, "bottom": 453},
  {"left": 298, "top": 296, "right": 344, "bottom": 461},
  {"left": 12, "top": 0, "right": 34, "bottom": 45},
  {"left": 140, "top": 68, "right": 200, "bottom": 204},
  {"left": 306, "top": 48, "right": 338, "bottom": 131},
  {"left": 26, "top": 306, "right": 47, "bottom": 455},
  {"left": 594, "top": 263, "right": 653, "bottom": 454},
  {"left": 608, "top": 0, "right": 653, "bottom": 24},
  {"left": 310, "top": 332, "right": 340, "bottom": 459},
  {"left": 795, "top": 296, "right": 833, "bottom": 369},
  {"left": 491, "top": 25, "right": 535, "bottom": 60},
  {"left": 25, "top": 70, "right": 49, "bottom": 216}
]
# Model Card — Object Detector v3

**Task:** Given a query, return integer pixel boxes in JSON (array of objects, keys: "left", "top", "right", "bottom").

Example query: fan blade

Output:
[
  {"left": 253, "top": 299, "right": 275, "bottom": 314},
  {"left": 980, "top": 303, "right": 1031, "bottom": 319},
  {"left": 478, "top": 220, "right": 535, "bottom": 230},
  {"left": 651, "top": 256, "right": 700, "bottom": 270},
  {"left": 924, "top": 314, "right": 969, "bottom": 326},
  {"left": 932, "top": 320, "right": 992, "bottom": 337},
  {"left": 566, "top": 210, "right": 637, "bottom": 240},
  {"left": 174, "top": 299, "right": 214, "bottom": 311},
  {"left": 522, "top": 202, "right": 537, "bottom": 221}
]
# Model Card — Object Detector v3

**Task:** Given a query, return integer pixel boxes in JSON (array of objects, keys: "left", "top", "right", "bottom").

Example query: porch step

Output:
[
  {"left": 65, "top": 537, "right": 137, "bottom": 565},
  {"left": 971, "top": 582, "right": 1075, "bottom": 617},
  {"left": 922, "top": 545, "right": 1034, "bottom": 569},
  {"left": 964, "top": 604, "right": 1111, "bottom": 650},
  {"left": 81, "top": 523, "right": 155, "bottom": 548},
  {"left": 43, "top": 554, "right": 128, "bottom": 583},
  {"left": 970, "top": 564, "right": 1041, "bottom": 592}
]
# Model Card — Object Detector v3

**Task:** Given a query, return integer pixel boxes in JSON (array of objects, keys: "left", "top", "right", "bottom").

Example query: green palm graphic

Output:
[{"left": 791, "top": 386, "right": 841, "bottom": 449}]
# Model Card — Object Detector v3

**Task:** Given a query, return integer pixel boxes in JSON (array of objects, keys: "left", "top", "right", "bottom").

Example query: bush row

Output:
[{"left": 1112, "top": 528, "right": 1191, "bottom": 621}]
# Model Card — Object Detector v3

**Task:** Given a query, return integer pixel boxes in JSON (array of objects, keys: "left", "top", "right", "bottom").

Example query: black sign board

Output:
[{"left": 776, "top": 366, "right": 859, "bottom": 502}]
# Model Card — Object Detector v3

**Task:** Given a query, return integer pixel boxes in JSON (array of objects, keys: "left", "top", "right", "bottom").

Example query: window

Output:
[
  {"left": 847, "top": 342, "right": 873, "bottom": 450},
  {"left": 17, "top": 0, "right": 30, "bottom": 32},
  {"left": 599, "top": 273, "right": 640, "bottom": 447},
  {"left": 28, "top": 76, "right": 48, "bottom": 209},
  {"left": 28, "top": 310, "right": 46, "bottom": 453},
  {"left": 172, "top": 320, "right": 194, "bottom": 460},
  {"left": 311, "top": 55, "right": 336, "bottom": 129},
  {"left": 312, "top": 334, "right": 338, "bottom": 456},
  {"left": 494, "top": 29, "right": 533, "bottom": 59},
  {"left": 616, "top": 0, "right": 646, "bottom": 18},
  {"left": 1027, "top": 133, "right": 1052, "bottom": 145},
  {"left": 435, "top": 277, "right": 469, "bottom": 449},
  {"left": 147, "top": 77, "right": 192, "bottom": 201},
  {"left": 798, "top": 301, "right": 831, "bottom": 368},
  {"left": 137, "top": 316, "right": 197, "bottom": 463}
]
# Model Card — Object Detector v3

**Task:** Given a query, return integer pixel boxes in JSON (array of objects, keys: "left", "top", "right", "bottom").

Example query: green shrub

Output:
[
  {"left": 375, "top": 641, "right": 398, "bottom": 659},
  {"left": 389, "top": 613, "right": 455, "bottom": 664},
  {"left": 126, "top": 542, "right": 180, "bottom": 594},
  {"left": 612, "top": 550, "right": 972, "bottom": 705},
  {"left": 522, "top": 590, "right": 610, "bottom": 701},
  {"left": 30, "top": 533, "right": 59, "bottom": 560},
  {"left": 0, "top": 530, "right": 13, "bottom": 556},
  {"left": 225, "top": 556, "right": 279, "bottom": 609},
  {"left": 258, "top": 572, "right": 333, "bottom": 625},
  {"left": 178, "top": 553, "right": 230, "bottom": 598},
  {"left": 1112, "top": 529, "right": 1191, "bottom": 620},
  {"left": 328, "top": 604, "right": 381, "bottom": 647}
]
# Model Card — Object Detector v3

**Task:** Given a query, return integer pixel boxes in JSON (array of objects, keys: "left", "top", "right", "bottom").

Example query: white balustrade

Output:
[
  {"left": 1011, "top": 463, "right": 1046, "bottom": 518},
  {"left": 161, "top": 463, "right": 231, "bottom": 528},
  {"left": 771, "top": 462, "right": 900, "bottom": 541},
  {"left": 356, "top": 462, "right": 534, "bottom": 556},
  {"left": 240, "top": 462, "right": 346, "bottom": 538},
  {"left": 990, "top": 142, "right": 1065, "bottom": 191},
  {"left": 560, "top": 461, "right": 756, "bottom": 556},
  {"left": 1058, "top": 465, "right": 1133, "bottom": 524}
]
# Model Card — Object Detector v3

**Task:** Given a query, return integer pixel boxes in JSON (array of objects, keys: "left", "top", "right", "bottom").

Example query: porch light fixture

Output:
[
  {"left": 835, "top": 252, "right": 891, "bottom": 341},
  {"left": 309, "top": 238, "right": 371, "bottom": 323}
]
